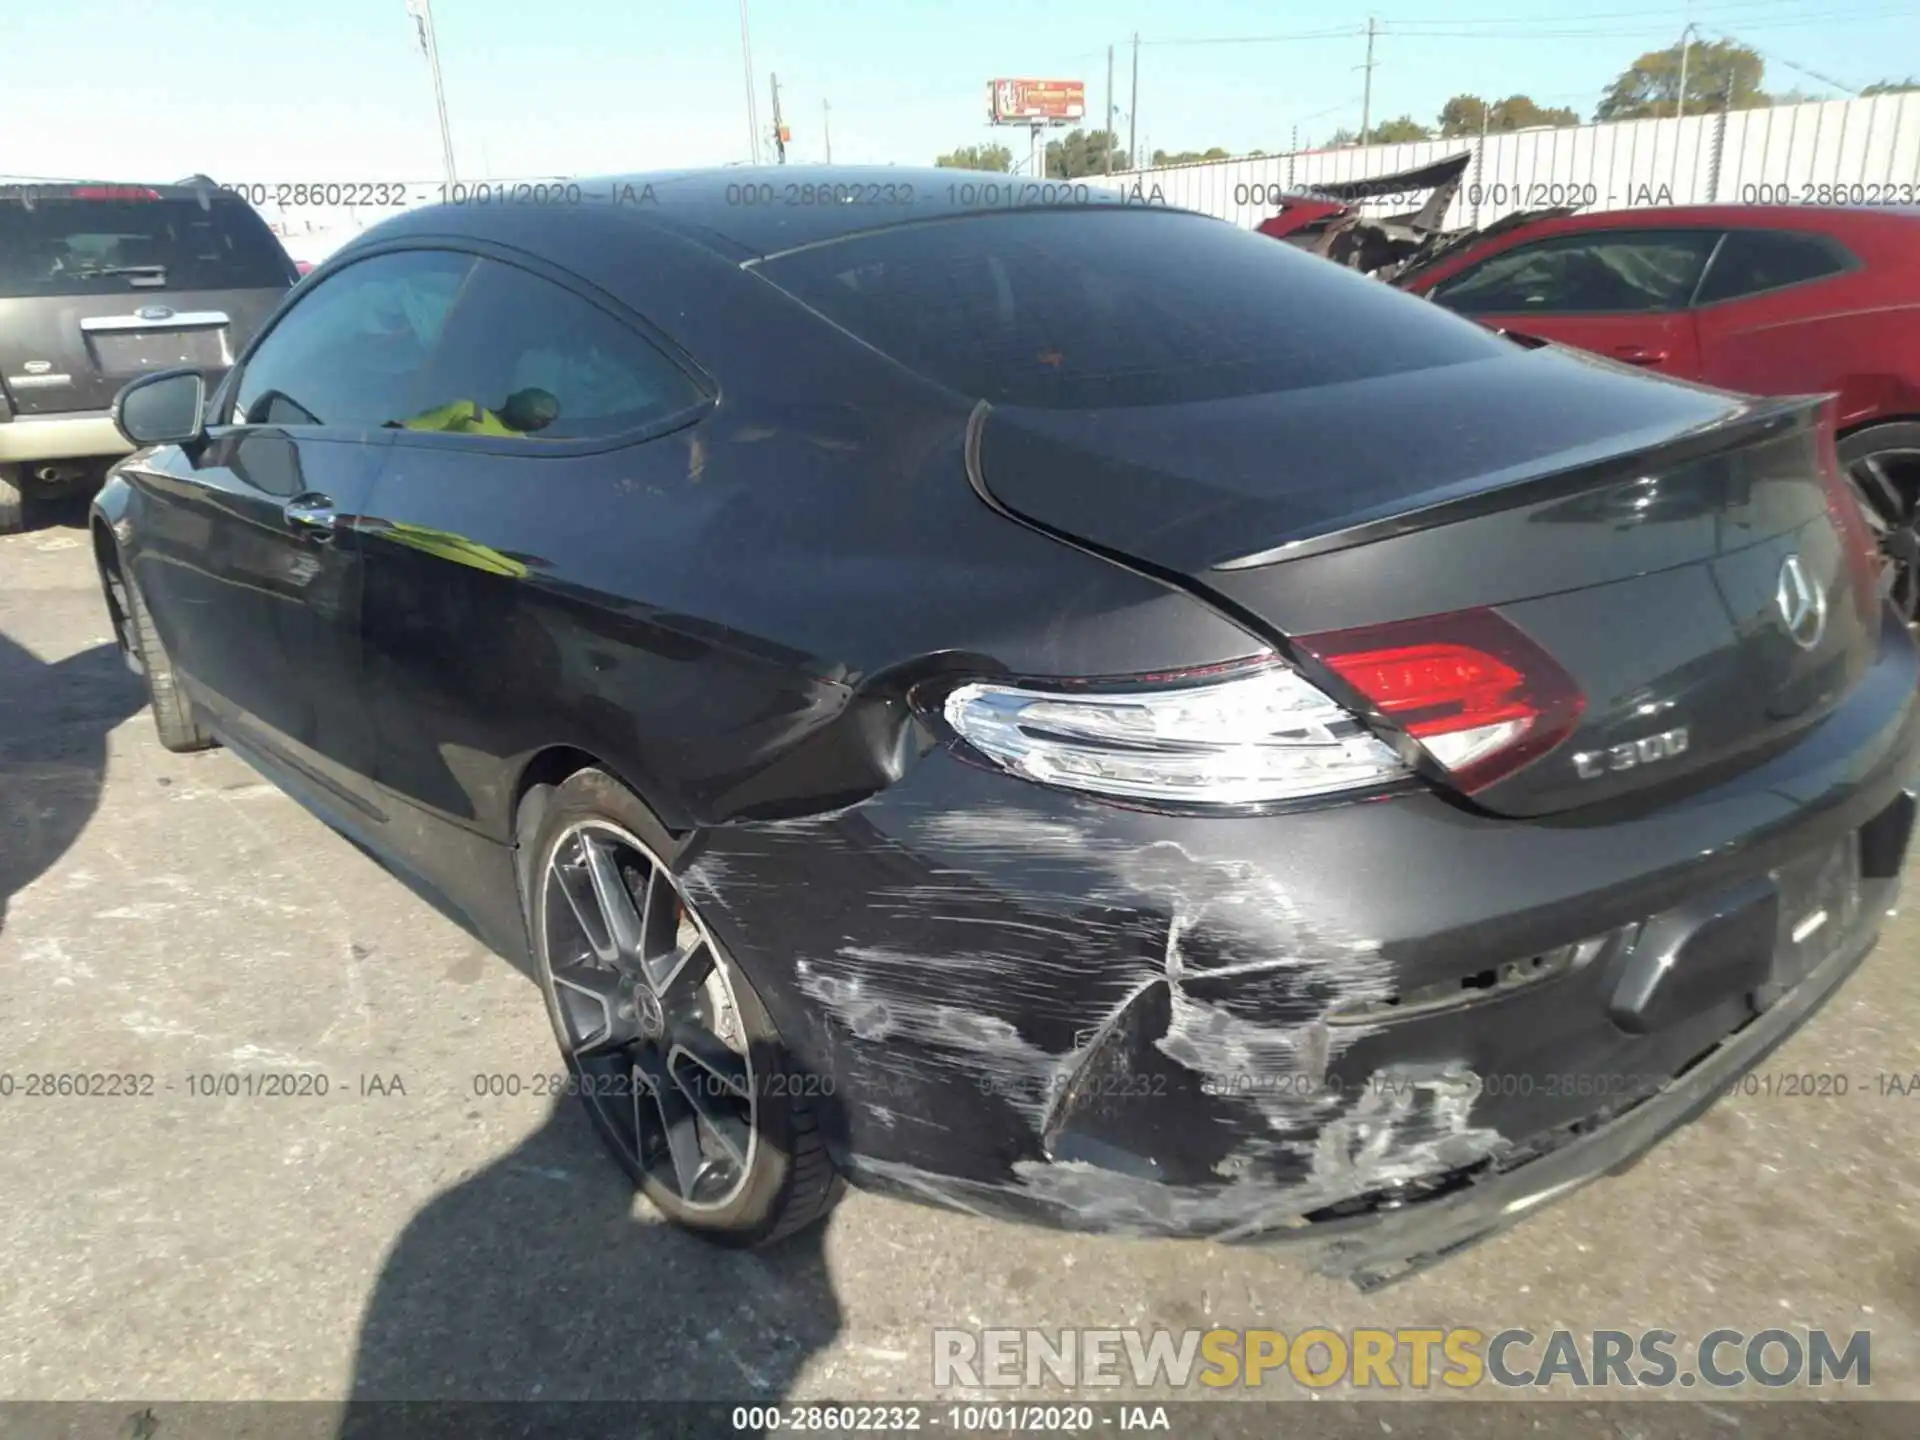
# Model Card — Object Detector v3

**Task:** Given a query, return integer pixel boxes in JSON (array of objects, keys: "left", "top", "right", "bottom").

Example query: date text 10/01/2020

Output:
[{"left": 197, "top": 179, "right": 1174, "bottom": 211}]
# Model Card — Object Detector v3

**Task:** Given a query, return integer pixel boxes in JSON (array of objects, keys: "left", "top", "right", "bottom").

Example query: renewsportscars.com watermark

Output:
[{"left": 933, "top": 1327, "right": 1870, "bottom": 1392}]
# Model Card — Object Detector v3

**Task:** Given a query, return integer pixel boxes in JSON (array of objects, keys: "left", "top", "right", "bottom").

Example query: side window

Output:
[
  {"left": 1429, "top": 230, "right": 1720, "bottom": 315},
  {"left": 401, "top": 259, "right": 704, "bottom": 441},
  {"left": 231, "top": 250, "right": 474, "bottom": 428},
  {"left": 1694, "top": 229, "right": 1851, "bottom": 305}
]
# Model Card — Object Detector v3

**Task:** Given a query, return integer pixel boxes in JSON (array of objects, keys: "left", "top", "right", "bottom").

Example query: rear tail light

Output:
[
  {"left": 1297, "top": 607, "right": 1586, "bottom": 793},
  {"left": 942, "top": 658, "right": 1409, "bottom": 807},
  {"left": 71, "top": 185, "right": 161, "bottom": 201}
]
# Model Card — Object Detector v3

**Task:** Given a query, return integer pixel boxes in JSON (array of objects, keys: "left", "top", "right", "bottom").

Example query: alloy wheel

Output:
[
  {"left": 1844, "top": 445, "right": 1920, "bottom": 625},
  {"left": 539, "top": 820, "right": 755, "bottom": 1210}
]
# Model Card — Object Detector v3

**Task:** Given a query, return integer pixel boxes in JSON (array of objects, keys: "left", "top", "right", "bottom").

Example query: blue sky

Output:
[{"left": 6, "top": 0, "right": 1916, "bottom": 184}]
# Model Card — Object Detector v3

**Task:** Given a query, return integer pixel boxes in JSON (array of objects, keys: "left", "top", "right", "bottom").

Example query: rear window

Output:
[
  {"left": 757, "top": 208, "right": 1508, "bottom": 408},
  {"left": 1429, "top": 229, "right": 1719, "bottom": 314},
  {"left": 1694, "top": 229, "right": 1853, "bottom": 304},
  {"left": 0, "top": 197, "right": 293, "bottom": 297}
]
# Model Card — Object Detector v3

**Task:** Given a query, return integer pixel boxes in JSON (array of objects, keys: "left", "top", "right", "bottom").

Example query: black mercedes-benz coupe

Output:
[{"left": 93, "top": 167, "right": 1918, "bottom": 1287}]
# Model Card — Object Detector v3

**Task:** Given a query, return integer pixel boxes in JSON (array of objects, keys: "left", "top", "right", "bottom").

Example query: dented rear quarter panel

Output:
[{"left": 675, "top": 623, "right": 1917, "bottom": 1241}]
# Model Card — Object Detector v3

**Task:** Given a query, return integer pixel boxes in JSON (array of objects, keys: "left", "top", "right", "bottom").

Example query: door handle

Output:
[
  {"left": 283, "top": 493, "right": 338, "bottom": 539},
  {"left": 1612, "top": 346, "right": 1668, "bottom": 366}
]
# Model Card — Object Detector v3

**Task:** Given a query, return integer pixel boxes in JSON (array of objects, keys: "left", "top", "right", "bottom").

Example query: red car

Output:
[{"left": 1400, "top": 205, "right": 1920, "bottom": 622}]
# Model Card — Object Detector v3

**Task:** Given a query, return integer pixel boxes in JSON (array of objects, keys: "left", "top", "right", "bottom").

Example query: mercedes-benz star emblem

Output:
[
  {"left": 1776, "top": 553, "right": 1828, "bottom": 651},
  {"left": 634, "top": 986, "right": 665, "bottom": 1038}
]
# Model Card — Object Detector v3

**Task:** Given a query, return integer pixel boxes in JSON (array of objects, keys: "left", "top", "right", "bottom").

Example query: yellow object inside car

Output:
[{"left": 399, "top": 398, "right": 523, "bottom": 436}]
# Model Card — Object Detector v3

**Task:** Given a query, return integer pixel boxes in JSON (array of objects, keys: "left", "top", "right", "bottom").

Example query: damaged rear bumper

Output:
[
  {"left": 1237, "top": 897, "right": 1892, "bottom": 1288},
  {"left": 676, "top": 618, "right": 1920, "bottom": 1283}
]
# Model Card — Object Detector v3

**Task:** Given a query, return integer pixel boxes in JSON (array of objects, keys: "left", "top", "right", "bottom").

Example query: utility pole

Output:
[
  {"left": 1105, "top": 44, "right": 1115, "bottom": 174},
  {"left": 403, "top": 0, "right": 458, "bottom": 187},
  {"left": 737, "top": 0, "right": 761, "bottom": 164},
  {"left": 823, "top": 99, "right": 832, "bottom": 163},
  {"left": 1128, "top": 33, "right": 1139, "bottom": 170},
  {"left": 769, "top": 72, "right": 787, "bottom": 163},
  {"left": 1359, "top": 17, "right": 1377, "bottom": 146}
]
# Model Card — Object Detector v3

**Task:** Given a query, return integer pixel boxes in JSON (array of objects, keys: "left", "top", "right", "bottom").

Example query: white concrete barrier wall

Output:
[{"left": 1106, "top": 93, "right": 1920, "bottom": 230}]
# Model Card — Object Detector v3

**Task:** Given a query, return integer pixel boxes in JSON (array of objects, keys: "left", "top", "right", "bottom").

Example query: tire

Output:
[
  {"left": 520, "top": 767, "right": 842, "bottom": 1245},
  {"left": 1836, "top": 421, "right": 1920, "bottom": 627},
  {"left": 0, "top": 467, "right": 24, "bottom": 535},
  {"left": 105, "top": 555, "right": 218, "bottom": 753}
]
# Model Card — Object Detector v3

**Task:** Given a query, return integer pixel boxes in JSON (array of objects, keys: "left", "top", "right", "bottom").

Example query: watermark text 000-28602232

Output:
[{"left": 203, "top": 180, "right": 660, "bottom": 210}]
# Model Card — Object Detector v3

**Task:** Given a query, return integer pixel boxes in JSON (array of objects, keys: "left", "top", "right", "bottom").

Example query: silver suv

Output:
[{"left": 0, "top": 177, "right": 297, "bottom": 531}]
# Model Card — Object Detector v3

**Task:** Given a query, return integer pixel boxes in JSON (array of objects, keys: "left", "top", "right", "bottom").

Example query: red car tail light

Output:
[
  {"left": 1297, "top": 607, "right": 1587, "bottom": 793},
  {"left": 72, "top": 185, "right": 161, "bottom": 201}
]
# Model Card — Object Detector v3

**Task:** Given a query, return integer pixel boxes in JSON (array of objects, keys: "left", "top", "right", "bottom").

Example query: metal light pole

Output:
[
  {"left": 1675, "top": 22, "right": 1700, "bottom": 118},
  {"left": 1128, "top": 34, "right": 1139, "bottom": 170},
  {"left": 738, "top": 0, "right": 761, "bottom": 164},
  {"left": 403, "top": 0, "right": 458, "bottom": 187},
  {"left": 1105, "top": 44, "right": 1115, "bottom": 175},
  {"left": 822, "top": 99, "right": 832, "bottom": 163}
]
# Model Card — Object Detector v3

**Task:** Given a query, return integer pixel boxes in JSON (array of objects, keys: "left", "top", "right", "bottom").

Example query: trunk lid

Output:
[{"left": 973, "top": 345, "right": 1882, "bottom": 816}]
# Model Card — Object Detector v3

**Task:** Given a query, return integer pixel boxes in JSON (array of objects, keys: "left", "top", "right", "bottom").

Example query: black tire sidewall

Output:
[{"left": 522, "top": 768, "right": 802, "bottom": 1242}]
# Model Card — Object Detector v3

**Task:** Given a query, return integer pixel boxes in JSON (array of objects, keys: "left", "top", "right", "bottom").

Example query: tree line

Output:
[{"left": 936, "top": 42, "right": 1920, "bottom": 176}]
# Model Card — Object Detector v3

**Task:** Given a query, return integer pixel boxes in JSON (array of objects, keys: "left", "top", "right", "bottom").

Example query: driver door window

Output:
[
  {"left": 231, "top": 250, "right": 475, "bottom": 429},
  {"left": 1431, "top": 230, "right": 1721, "bottom": 315},
  {"left": 398, "top": 258, "right": 705, "bottom": 441}
]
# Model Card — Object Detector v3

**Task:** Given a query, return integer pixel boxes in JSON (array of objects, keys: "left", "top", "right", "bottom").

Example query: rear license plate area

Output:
[
  {"left": 1766, "top": 831, "right": 1862, "bottom": 993},
  {"left": 88, "top": 326, "right": 228, "bottom": 375}
]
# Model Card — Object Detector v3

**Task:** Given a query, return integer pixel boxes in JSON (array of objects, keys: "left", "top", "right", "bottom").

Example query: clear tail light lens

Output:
[
  {"left": 1297, "top": 607, "right": 1586, "bottom": 793},
  {"left": 942, "top": 658, "right": 1409, "bottom": 807}
]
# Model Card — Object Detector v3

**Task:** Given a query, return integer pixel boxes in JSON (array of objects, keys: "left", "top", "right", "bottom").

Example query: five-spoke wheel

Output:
[
  {"left": 1839, "top": 423, "right": 1920, "bottom": 628},
  {"left": 523, "top": 767, "right": 842, "bottom": 1243},
  {"left": 542, "top": 818, "right": 756, "bottom": 1209}
]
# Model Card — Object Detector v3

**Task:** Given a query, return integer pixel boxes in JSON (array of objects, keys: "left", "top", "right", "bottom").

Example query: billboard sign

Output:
[{"left": 988, "top": 79, "right": 1087, "bottom": 124}]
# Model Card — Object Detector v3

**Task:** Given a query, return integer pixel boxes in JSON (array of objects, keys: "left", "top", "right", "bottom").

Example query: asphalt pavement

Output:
[{"left": 1, "top": 504, "right": 1916, "bottom": 1428}]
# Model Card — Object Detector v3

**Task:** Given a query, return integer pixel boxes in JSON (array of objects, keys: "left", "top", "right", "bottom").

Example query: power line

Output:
[
  {"left": 1385, "top": 9, "right": 1910, "bottom": 37},
  {"left": 1708, "top": 28, "right": 1864, "bottom": 91},
  {"left": 1138, "top": 28, "right": 1357, "bottom": 46},
  {"left": 1381, "top": 0, "right": 1872, "bottom": 24}
]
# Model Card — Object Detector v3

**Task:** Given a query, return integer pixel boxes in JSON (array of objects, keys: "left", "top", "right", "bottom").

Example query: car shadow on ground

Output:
[
  {"left": 341, "top": 1092, "right": 845, "bottom": 1432},
  {"left": 0, "top": 630, "right": 146, "bottom": 940}
]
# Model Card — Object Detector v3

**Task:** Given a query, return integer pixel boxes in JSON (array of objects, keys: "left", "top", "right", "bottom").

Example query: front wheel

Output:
[
  {"left": 522, "top": 768, "right": 841, "bottom": 1245},
  {"left": 100, "top": 550, "right": 217, "bottom": 753},
  {"left": 1837, "top": 422, "right": 1920, "bottom": 627}
]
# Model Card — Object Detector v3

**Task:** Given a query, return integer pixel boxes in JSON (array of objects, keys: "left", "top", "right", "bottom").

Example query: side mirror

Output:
[{"left": 113, "top": 368, "right": 207, "bottom": 448}]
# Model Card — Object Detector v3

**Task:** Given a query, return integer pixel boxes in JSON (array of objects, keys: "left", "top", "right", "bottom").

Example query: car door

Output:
[
  {"left": 349, "top": 252, "right": 712, "bottom": 935},
  {"left": 1688, "top": 226, "right": 1861, "bottom": 400},
  {"left": 1424, "top": 227, "right": 1720, "bottom": 379},
  {"left": 129, "top": 247, "right": 474, "bottom": 821}
]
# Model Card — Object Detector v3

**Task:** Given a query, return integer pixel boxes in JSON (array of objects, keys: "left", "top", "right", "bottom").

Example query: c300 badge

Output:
[{"left": 1573, "top": 727, "right": 1690, "bottom": 780}]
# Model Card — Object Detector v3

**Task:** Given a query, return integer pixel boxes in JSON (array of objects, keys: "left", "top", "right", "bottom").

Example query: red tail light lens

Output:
[
  {"left": 72, "top": 185, "right": 160, "bottom": 201},
  {"left": 1297, "top": 608, "right": 1586, "bottom": 793}
]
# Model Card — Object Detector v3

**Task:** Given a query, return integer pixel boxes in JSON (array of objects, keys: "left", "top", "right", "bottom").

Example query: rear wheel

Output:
[
  {"left": 522, "top": 768, "right": 841, "bottom": 1245},
  {"left": 1837, "top": 422, "right": 1920, "bottom": 627},
  {"left": 0, "top": 467, "right": 24, "bottom": 535},
  {"left": 102, "top": 553, "right": 217, "bottom": 753}
]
